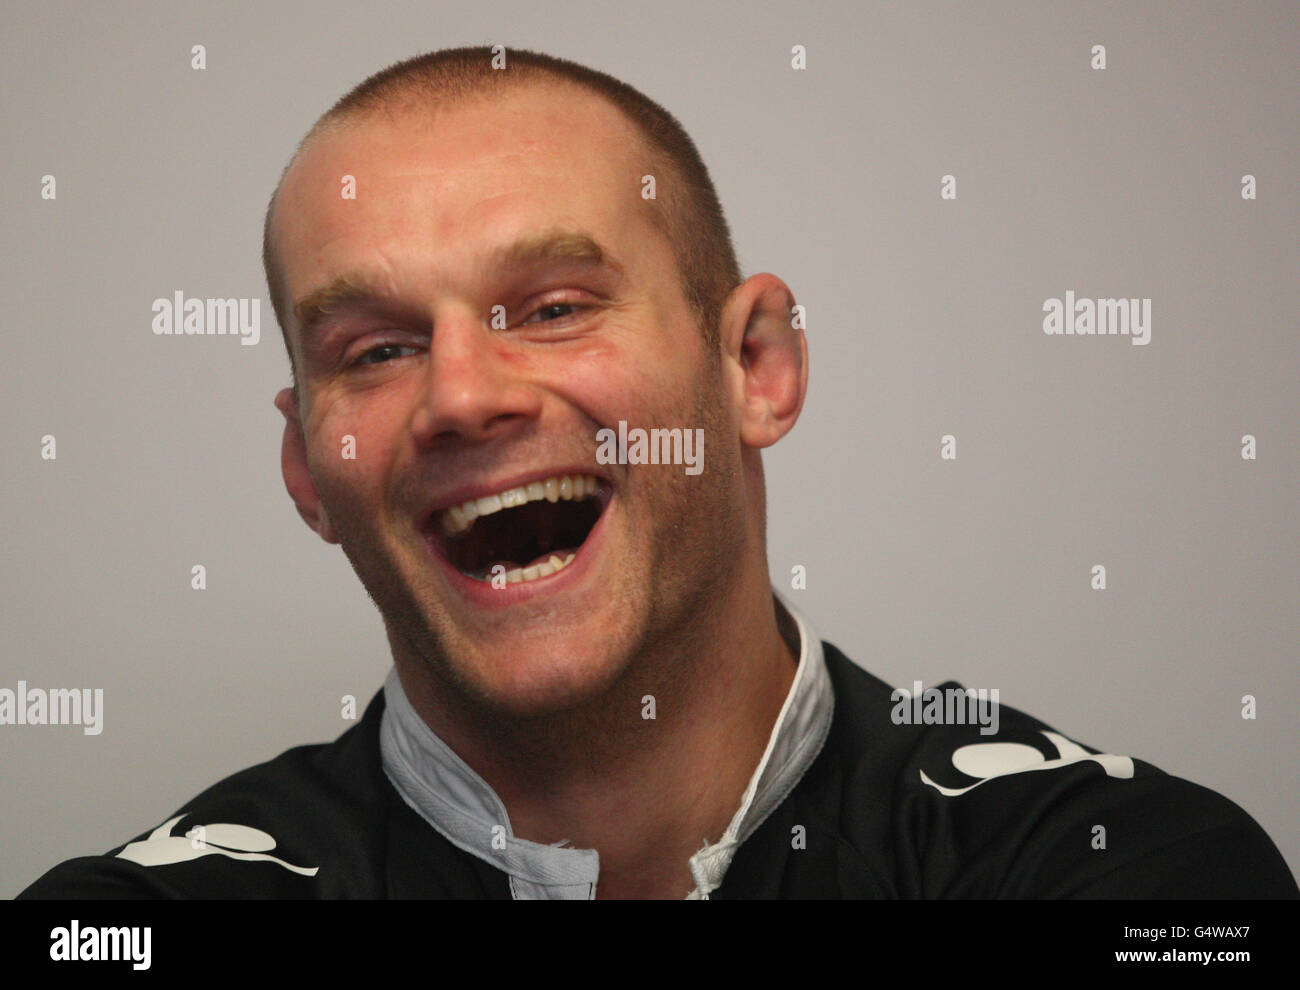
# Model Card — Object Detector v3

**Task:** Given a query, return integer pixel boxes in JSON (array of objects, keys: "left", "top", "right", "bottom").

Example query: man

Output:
[{"left": 20, "top": 46, "right": 1296, "bottom": 899}]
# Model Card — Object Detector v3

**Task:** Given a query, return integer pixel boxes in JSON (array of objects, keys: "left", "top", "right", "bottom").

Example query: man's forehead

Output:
[{"left": 273, "top": 85, "right": 656, "bottom": 290}]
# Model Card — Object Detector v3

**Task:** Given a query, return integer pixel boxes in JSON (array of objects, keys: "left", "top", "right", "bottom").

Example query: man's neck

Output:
[{"left": 393, "top": 574, "right": 799, "bottom": 899}]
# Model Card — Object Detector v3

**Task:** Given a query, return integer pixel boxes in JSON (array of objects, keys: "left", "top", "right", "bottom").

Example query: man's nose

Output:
[{"left": 410, "top": 309, "right": 541, "bottom": 446}]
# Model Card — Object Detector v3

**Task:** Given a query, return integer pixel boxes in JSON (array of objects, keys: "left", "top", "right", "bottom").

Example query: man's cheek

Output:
[
  {"left": 306, "top": 431, "right": 378, "bottom": 521},
  {"left": 568, "top": 355, "right": 682, "bottom": 409},
  {"left": 305, "top": 401, "right": 372, "bottom": 472}
]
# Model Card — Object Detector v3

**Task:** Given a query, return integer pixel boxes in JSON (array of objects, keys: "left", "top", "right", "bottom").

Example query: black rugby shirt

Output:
[{"left": 19, "top": 597, "right": 1297, "bottom": 899}]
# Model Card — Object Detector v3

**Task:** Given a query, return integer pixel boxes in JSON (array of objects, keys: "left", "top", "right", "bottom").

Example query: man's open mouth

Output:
[{"left": 426, "top": 473, "right": 611, "bottom": 584}]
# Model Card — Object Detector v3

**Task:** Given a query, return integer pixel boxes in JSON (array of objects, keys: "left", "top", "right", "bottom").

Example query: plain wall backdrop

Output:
[{"left": 2, "top": 0, "right": 1296, "bottom": 896}]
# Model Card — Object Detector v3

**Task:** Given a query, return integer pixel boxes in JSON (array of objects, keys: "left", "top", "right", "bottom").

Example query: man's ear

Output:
[
  {"left": 718, "top": 273, "right": 808, "bottom": 449},
  {"left": 274, "top": 387, "right": 339, "bottom": 544}
]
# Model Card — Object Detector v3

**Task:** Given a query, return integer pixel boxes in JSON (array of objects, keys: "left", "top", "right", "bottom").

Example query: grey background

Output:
[{"left": 2, "top": 0, "right": 1296, "bottom": 896}]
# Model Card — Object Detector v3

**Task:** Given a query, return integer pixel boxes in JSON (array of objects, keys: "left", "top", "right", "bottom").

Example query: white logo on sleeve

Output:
[
  {"left": 920, "top": 730, "right": 1134, "bottom": 797},
  {"left": 115, "top": 815, "right": 319, "bottom": 876}
]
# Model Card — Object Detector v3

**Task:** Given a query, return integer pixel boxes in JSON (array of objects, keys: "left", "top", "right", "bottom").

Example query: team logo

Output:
[
  {"left": 920, "top": 730, "right": 1134, "bottom": 797},
  {"left": 115, "top": 815, "right": 319, "bottom": 876}
]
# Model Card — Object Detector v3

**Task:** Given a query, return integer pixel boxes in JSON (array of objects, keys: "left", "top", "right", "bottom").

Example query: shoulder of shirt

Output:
[
  {"left": 18, "top": 689, "right": 392, "bottom": 900},
  {"left": 803, "top": 641, "right": 1298, "bottom": 898}
]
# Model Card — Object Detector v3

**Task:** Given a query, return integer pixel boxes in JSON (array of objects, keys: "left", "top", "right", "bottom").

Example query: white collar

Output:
[{"left": 379, "top": 589, "right": 834, "bottom": 899}]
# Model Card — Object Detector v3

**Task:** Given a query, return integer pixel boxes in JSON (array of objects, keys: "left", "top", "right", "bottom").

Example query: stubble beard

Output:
[{"left": 322, "top": 356, "right": 748, "bottom": 746}]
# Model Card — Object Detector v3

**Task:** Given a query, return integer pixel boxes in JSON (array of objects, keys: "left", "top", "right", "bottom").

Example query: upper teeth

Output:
[{"left": 440, "top": 473, "right": 602, "bottom": 536}]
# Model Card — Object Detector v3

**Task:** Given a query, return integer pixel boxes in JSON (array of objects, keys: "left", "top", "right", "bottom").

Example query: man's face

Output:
[{"left": 273, "top": 84, "right": 746, "bottom": 718}]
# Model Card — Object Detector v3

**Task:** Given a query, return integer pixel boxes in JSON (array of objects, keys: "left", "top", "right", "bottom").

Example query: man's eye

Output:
[
  {"left": 521, "top": 302, "right": 581, "bottom": 325},
  {"left": 354, "top": 343, "right": 417, "bottom": 366}
]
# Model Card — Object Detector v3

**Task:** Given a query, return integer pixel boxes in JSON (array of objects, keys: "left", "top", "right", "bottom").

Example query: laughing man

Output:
[{"left": 21, "top": 47, "right": 1296, "bottom": 900}]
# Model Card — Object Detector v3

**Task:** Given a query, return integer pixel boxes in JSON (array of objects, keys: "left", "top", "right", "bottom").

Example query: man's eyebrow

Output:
[
  {"left": 293, "top": 271, "right": 391, "bottom": 339},
  {"left": 487, "top": 229, "right": 622, "bottom": 274},
  {"left": 292, "top": 230, "right": 622, "bottom": 339}
]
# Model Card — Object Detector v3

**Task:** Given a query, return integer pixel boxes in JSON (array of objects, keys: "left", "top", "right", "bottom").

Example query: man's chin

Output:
[{"left": 434, "top": 637, "right": 636, "bottom": 721}]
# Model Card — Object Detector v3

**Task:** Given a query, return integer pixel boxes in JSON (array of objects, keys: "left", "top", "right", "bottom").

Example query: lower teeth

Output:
[{"left": 469, "top": 552, "right": 577, "bottom": 584}]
